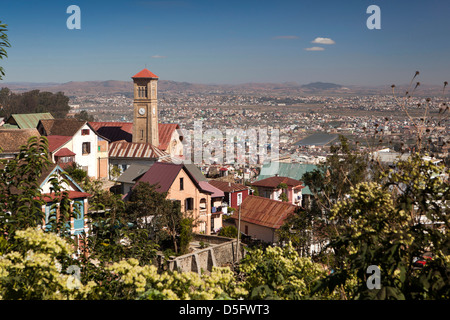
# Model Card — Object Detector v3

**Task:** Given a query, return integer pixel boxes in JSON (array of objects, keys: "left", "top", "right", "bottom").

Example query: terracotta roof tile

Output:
[
  {"left": 0, "top": 128, "right": 40, "bottom": 153},
  {"left": 54, "top": 147, "right": 76, "bottom": 157},
  {"left": 231, "top": 195, "right": 296, "bottom": 229},
  {"left": 158, "top": 123, "right": 179, "bottom": 151},
  {"left": 46, "top": 135, "right": 72, "bottom": 152},
  {"left": 132, "top": 68, "right": 159, "bottom": 79},
  {"left": 38, "top": 119, "right": 85, "bottom": 136}
]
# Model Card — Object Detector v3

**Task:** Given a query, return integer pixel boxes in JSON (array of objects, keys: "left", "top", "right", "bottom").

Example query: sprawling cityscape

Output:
[{"left": 0, "top": 0, "right": 448, "bottom": 310}]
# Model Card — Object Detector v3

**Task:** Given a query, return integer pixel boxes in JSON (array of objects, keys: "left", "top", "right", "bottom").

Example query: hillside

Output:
[{"left": 0, "top": 79, "right": 444, "bottom": 97}]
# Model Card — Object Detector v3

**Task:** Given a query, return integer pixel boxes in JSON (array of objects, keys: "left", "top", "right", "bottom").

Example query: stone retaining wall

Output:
[{"left": 159, "top": 234, "right": 246, "bottom": 274}]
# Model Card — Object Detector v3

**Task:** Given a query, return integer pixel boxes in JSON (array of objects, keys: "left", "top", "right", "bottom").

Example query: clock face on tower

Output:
[{"left": 138, "top": 107, "right": 145, "bottom": 115}]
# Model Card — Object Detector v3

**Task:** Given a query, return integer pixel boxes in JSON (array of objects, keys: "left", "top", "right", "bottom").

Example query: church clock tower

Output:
[{"left": 131, "top": 68, "right": 159, "bottom": 146}]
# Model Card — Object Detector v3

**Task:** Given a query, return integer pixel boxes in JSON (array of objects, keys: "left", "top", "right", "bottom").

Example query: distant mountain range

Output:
[{"left": 0, "top": 80, "right": 444, "bottom": 97}]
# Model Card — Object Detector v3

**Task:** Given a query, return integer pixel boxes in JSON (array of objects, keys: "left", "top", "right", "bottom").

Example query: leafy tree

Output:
[
  {"left": 313, "top": 154, "right": 450, "bottom": 299},
  {"left": 75, "top": 110, "right": 95, "bottom": 122},
  {"left": 179, "top": 217, "right": 194, "bottom": 255},
  {"left": 0, "top": 89, "right": 70, "bottom": 119},
  {"left": 0, "top": 227, "right": 95, "bottom": 300},
  {"left": 126, "top": 182, "right": 184, "bottom": 253},
  {"left": 237, "top": 242, "right": 330, "bottom": 300},
  {"left": 0, "top": 21, "right": 10, "bottom": 80},
  {"left": 64, "top": 162, "right": 88, "bottom": 185},
  {"left": 277, "top": 182, "right": 289, "bottom": 202},
  {"left": 218, "top": 225, "right": 238, "bottom": 238},
  {"left": 282, "top": 135, "right": 370, "bottom": 255},
  {"left": 0, "top": 136, "right": 75, "bottom": 241}
]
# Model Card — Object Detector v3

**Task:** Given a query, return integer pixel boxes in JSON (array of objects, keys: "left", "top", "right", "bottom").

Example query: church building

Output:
[{"left": 89, "top": 68, "right": 184, "bottom": 173}]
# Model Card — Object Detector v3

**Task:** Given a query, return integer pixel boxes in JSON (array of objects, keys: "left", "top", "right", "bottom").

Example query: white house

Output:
[{"left": 38, "top": 119, "right": 109, "bottom": 179}]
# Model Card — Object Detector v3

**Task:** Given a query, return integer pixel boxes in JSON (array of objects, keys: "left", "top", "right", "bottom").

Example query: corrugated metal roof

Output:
[
  {"left": 109, "top": 141, "right": 168, "bottom": 159},
  {"left": 9, "top": 113, "right": 54, "bottom": 129},
  {"left": 232, "top": 195, "right": 296, "bottom": 229}
]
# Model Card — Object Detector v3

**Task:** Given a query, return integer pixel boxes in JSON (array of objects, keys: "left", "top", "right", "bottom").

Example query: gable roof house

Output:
[
  {"left": 0, "top": 128, "right": 41, "bottom": 159},
  {"left": 0, "top": 160, "right": 91, "bottom": 256},
  {"left": 251, "top": 176, "right": 304, "bottom": 206},
  {"left": 131, "top": 162, "right": 225, "bottom": 235},
  {"left": 37, "top": 119, "right": 109, "bottom": 179},
  {"left": 207, "top": 180, "right": 250, "bottom": 211},
  {"left": 231, "top": 195, "right": 297, "bottom": 244},
  {"left": 2, "top": 112, "right": 54, "bottom": 129},
  {"left": 257, "top": 162, "right": 318, "bottom": 207}
]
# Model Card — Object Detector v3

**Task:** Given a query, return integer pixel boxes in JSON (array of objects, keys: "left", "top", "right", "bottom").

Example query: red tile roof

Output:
[
  {"left": 132, "top": 68, "right": 159, "bottom": 79},
  {"left": 42, "top": 191, "right": 91, "bottom": 202},
  {"left": 54, "top": 147, "right": 75, "bottom": 157},
  {"left": 232, "top": 195, "right": 296, "bottom": 229},
  {"left": 46, "top": 135, "right": 72, "bottom": 153},
  {"left": 251, "top": 176, "right": 304, "bottom": 189},
  {"left": 158, "top": 123, "right": 180, "bottom": 151}
]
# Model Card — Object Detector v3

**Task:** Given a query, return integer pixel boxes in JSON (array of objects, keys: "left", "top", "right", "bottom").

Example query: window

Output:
[
  {"left": 179, "top": 177, "right": 184, "bottom": 190},
  {"left": 81, "top": 129, "right": 90, "bottom": 135},
  {"left": 185, "top": 197, "right": 194, "bottom": 211},
  {"left": 138, "top": 86, "right": 147, "bottom": 98},
  {"left": 237, "top": 192, "right": 243, "bottom": 206},
  {"left": 82, "top": 142, "right": 91, "bottom": 155}
]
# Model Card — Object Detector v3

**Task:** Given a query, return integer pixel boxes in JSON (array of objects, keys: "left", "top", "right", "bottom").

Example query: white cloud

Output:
[
  {"left": 305, "top": 47, "right": 325, "bottom": 51},
  {"left": 311, "top": 37, "right": 335, "bottom": 45},
  {"left": 151, "top": 55, "right": 166, "bottom": 58}
]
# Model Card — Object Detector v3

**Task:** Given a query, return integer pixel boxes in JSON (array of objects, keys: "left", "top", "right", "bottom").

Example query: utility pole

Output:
[{"left": 236, "top": 163, "right": 245, "bottom": 263}]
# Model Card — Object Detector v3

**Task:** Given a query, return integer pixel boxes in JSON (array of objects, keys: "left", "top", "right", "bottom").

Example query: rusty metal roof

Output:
[
  {"left": 232, "top": 195, "right": 296, "bottom": 229},
  {"left": 109, "top": 140, "right": 168, "bottom": 159}
]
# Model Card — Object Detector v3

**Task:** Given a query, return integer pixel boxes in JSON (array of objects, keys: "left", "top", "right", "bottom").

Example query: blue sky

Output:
[{"left": 1, "top": 0, "right": 449, "bottom": 86}]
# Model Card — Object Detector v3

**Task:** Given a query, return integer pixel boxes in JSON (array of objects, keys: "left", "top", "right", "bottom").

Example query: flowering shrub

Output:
[{"left": 0, "top": 228, "right": 95, "bottom": 299}]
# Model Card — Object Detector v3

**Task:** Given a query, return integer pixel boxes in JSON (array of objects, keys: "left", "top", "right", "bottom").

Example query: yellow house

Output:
[{"left": 134, "top": 162, "right": 224, "bottom": 235}]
